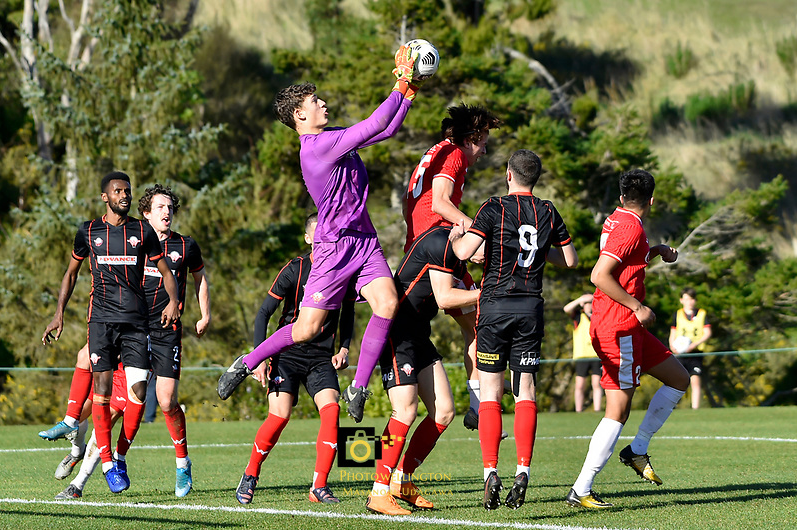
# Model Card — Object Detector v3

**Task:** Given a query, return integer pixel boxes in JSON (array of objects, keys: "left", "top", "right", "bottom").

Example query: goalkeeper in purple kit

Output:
[{"left": 219, "top": 46, "right": 422, "bottom": 422}]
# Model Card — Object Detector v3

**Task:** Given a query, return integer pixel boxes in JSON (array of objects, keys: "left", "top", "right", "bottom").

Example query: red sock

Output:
[
  {"left": 479, "top": 401, "right": 502, "bottom": 469},
  {"left": 92, "top": 396, "right": 113, "bottom": 463},
  {"left": 163, "top": 405, "right": 188, "bottom": 459},
  {"left": 514, "top": 400, "right": 538, "bottom": 467},
  {"left": 313, "top": 403, "right": 340, "bottom": 488},
  {"left": 375, "top": 418, "right": 410, "bottom": 485},
  {"left": 66, "top": 367, "right": 93, "bottom": 421},
  {"left": 245, "top": 414, "right": 289, "bottom": 477},
  {"left": 116, "top": 394, "right": 145, "bottom": 456},
  {"left": 398, "top": 416, "right": 448, "bottom": 475}
]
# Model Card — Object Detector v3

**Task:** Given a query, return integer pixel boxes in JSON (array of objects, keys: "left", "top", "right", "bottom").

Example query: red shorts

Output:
[
  {"left": 110, "top": 365, "right": 128, "bottom": 413},
  {"left": 591, "top": 325, "right": 671, "bottom": 390}
]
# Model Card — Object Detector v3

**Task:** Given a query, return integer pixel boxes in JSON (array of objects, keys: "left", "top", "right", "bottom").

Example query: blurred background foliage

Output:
[{"left": 1, "top": 0, "right": 796, "bottom": 424}]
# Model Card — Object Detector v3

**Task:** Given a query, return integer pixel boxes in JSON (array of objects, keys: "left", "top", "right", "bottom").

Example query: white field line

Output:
[
  {"left": 0, "top": 497, "right": 647, "bottom": 530},
  {"left": 2, "top": 434, "right": 795, "bottom": 454}
]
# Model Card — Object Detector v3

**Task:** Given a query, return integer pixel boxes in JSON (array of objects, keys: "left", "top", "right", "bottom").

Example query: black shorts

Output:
[
  {"left": 476, "top": 311, "right": 542, "bottom": 374},
  {"left": 267, "top": 347, "right": 340, "bottom": 406},
  {"left": 575, "top": 359, "right": 602, "bottom": 378},
  {"left": 88, "top": 321, "right": 149, "bottom": 373},
  {"left": 149, "top": 324, "right": 182, "bottom": 379},
  {"left": 380, "top": 326, "right": 442, "bottom": 390},
  {"left": 679, "top": 356, "right": 704, "bottom": 377}
]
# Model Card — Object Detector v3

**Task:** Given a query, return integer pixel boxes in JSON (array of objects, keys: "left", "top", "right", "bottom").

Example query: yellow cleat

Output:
[
  {"left": 618, "top": 445, "right": 663, "bottom": 485},
  {"left": 566, "top": 488, "right": 613, "bottom": 509}
]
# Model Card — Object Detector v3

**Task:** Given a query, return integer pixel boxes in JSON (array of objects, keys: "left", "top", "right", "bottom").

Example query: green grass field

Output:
[{"left": 1, "top": 407, "right": 795, "bottom": 529}]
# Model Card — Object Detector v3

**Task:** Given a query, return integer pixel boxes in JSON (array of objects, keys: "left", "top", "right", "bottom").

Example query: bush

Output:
[
  {"left": 775, "top": 35, "right": 797, "bottom": 76},
  {"left": 665, "top": 41, "right": 697, "bottom": 79},
  {"left": 683, "top": 81, "right": 756, "bottom": 126}
]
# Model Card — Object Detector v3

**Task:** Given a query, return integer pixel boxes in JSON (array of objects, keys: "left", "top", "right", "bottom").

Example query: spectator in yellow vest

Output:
[
  {"left": 564, "top": 294, "right": 603, "bottom": 412},
  {"left": 668, "top": 288, "right": 712, "bottom": 409}
]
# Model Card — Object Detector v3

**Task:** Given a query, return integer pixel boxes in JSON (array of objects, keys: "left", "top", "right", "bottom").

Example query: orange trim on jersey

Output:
[
  {"left": 509, "top": 191, "right": 533, "bottom": 196},
  {"left": 293, "top": 257, "right": 304, "bottom": 320},
  {"left": 468, "top": 227, "right": 487, "bottom": 238}
]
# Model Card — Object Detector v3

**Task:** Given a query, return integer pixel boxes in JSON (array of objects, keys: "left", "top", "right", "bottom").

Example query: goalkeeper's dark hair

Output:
[
  {"left": 619, "top": 169, "right": 656, "bottom": 206},
  {"left": 305, "top": 212, "right": 318, "bottom": 232},
  {"left": 441, "top": 103, "right": 500, "bottom": 147},
  {"left": 681, "top": 287, "right": 697, "bottom": 299},
  {"left": 507, "top": 149, "right": 542, "bottom": 188},
  {"left": 138, "top": 184, "right": 181, "bottom": 216},
  {"left": 100, "top": 171, "right": 130, "bottom": 193},
  {"left": 274, "top": 82, "right": 317, "bottom": 130}
]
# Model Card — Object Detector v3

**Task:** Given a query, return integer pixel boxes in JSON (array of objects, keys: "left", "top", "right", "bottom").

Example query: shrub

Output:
[
  {"left": 775, "top": 35, "right": 797, "bottom": 76},
  {"left": 665, "top": 41, "right": 697, "bottom": 79},
  {"left": 683, "top": 81, "right": 756, "bottom": 126}
]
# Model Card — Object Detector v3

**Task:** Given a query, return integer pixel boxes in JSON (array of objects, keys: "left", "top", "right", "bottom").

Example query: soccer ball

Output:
[
  {"left": 673, "top": 335, "right": 691, "bottom": 354},
  {"left": 405, "top": 39, "right": 439, "bottom": 80}
]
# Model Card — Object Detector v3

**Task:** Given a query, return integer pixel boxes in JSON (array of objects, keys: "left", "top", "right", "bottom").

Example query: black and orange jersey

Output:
[
  {"left": 142, "top": 230, "right": 204, "bottom": 328},
  {"left": 468, "top": 192, "right": 571, "bottom": 313},
  {"left": 394, "top": 225, "right": 468, "bottom": 325},
  {"left": 253, "top": 252, "right": 354, "bottom": 356},
  {"left": 72, "top": 215, "right": 164, "bottom": 324}
]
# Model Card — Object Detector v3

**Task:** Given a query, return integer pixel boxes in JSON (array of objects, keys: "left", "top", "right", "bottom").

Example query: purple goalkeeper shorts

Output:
[{"left": 301, "top": 232, "right": 392, "bottom": 310}]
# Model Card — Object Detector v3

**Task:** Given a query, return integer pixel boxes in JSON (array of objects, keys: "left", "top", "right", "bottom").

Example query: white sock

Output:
[
  {"left": 370, "top": 482, "right": 389, "bottom": 496},
  {"left": 73, "top": 432, "right": 100, "bottom": 490},
  {"left": 392, "top": 468, "right": 410, "bottom": 484},
  {"left": 71, "top": 420, "right": 89, "bottom": 457},
  {"left": 467, "top": 380, "right": 480, "bottom": 411},
  {"left": 483, "top": 467, "right": 497, "bottom": 481},
  {"left": 630, "top": 385, "right": 685, "bottom": 455},
  {"left": 516, "top": 465, "right": 530, "bottom": 478},
  {"left": 114, "top": 451, "right": 125, "bottom": 462},
  {"left": 176, "top": 456, "right": 189, "bottom": 469},
  {"left": 101, "top": 460, "right": 113, "bottom": 474},
  {"left": 572, "top": 418, "right": 624, "bottom": 496},
  {"left": 64, "top": 416, "right": 79, "bottom": 428}
]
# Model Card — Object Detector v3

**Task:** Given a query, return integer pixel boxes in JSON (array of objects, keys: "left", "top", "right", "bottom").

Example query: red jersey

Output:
[
  {"left": 592, "top": 207, "right": 650, "bottom": 331},
  {"left": 404, "top": 139, "right": 469, "bottom": 251}
]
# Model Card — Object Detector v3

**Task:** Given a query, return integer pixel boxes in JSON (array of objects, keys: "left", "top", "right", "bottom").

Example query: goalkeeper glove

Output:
[{"left": 392, "top": 45, "right": 420, "bottom": 100}]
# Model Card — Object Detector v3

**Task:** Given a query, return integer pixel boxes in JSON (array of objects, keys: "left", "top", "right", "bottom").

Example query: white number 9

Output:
[{"left": 518, "top": 224, "right": 538, "bottom": 267}]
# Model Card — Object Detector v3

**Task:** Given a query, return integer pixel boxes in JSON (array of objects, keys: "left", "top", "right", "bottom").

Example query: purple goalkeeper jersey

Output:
[{"left": 300, "top": 91, "right": 412, "bottom": 243}]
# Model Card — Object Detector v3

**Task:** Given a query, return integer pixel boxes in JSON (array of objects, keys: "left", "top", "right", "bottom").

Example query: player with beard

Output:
[
  {"left": 138, "top": 184, "right": 210, "bottom": 497},
  {"left": 43, "top": 171, "right": 180, "bottom": 493}
]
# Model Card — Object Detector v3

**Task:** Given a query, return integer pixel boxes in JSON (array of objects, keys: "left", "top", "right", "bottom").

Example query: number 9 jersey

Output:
[{"left": 468, "top": 191, "right": 572, "bottom": 314}]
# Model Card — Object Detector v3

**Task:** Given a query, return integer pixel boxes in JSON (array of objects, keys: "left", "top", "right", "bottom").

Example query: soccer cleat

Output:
[
  {"left": 504, "top": 472, "right": 528, "bottom": 510},
  {"left": 55, "top": 484, "right": 83, "bottom": 500},
  {"left": 309, "top": 485, "right": 340, "bottom": 503},
  {"left": 483, "top": 471, "right": 503, "bottom": 510},
  {"left": 236, "top": 474, "right": 258, "bottom": 505},
  {"left": 55, "top": 450, "right": 85, "bottom": 480},
  {"left": 175, "top": 457, "right": 193, "bottom": 497},
  {"left": 565, "top": 488, "right": 613, "bottom": 509},
  {"left": 39, "top": 421, "right": 78, "bottom": 442},
  {"left": 463, "top": 408, "right": 479, "bottom": 430},
  {"left": 390, "top": 479, "right": 433, "bottom": 509},
  {"left": 618, "top": 445, "right": 662, "bottom": 485},
  {"left": 341, "top": 384, "right": 371, "bottom": 423},
  {"left": 217, "top": 354, "right": 253, "bottom": 400},
  {"left": 365, "top": 493, "right": 411, "bottom": 515},
  {"left": 104, "top": 461, "right": 130, "bottom": 493}
]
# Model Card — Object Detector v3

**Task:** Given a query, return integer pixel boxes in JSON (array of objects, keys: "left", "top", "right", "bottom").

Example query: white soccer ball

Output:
[
  {"left": 673, "top": 335, "right": 691, "bottom": 354},
  {"left": 405, "top": 39, "right": 440, "bottom": 80}
]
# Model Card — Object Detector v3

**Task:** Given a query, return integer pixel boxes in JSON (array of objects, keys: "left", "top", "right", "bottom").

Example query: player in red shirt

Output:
[
  {"left": 403, "top": 104, "right": 500, "bottom": 430},
  {"left": 566, "top": 169, "right": 689, "bottom": 509}
]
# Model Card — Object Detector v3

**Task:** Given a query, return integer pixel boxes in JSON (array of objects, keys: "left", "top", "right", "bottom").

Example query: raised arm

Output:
[{"left": 192, "top": 268, "right": 211, "bottom": 338}]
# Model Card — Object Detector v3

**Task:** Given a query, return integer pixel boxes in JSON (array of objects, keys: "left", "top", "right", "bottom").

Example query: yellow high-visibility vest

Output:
[
  {"left": 674, "top": 308, "right": 708, "bottom": 352},
  {"left": 573, "top": 313, "right": 598, "bottom": 360}
]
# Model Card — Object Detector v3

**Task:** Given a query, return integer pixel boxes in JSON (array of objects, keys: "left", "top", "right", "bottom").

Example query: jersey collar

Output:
[
  {"left": 616, "top": 207, "right": 642, "bottom": 224},
  {"left": 509, "top": 191, "right": 533, "bottom": 196}
]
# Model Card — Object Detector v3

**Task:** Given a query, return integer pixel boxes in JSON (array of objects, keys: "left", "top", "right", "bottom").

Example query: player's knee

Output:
[
  {"left": 435, "top": 407, "right": 455, "bottom": 426},
  {"left": 392, "top": 406, "right": 417, "bottom": 425},
  {"left": 292, "top": 321, "right": 322, "bottom": 343}
]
